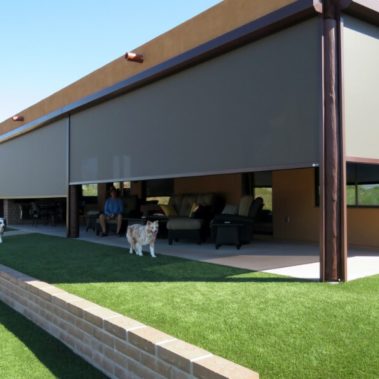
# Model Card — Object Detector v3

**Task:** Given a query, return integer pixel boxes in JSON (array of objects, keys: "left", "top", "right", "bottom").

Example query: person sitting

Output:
[{"left": 98, "top": 188, "right": 124, "bottom": 236}]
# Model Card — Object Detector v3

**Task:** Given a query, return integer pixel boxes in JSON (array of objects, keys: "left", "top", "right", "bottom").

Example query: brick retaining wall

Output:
[{"left": 0, "top": 264, "right": 259, "bottom": 379}]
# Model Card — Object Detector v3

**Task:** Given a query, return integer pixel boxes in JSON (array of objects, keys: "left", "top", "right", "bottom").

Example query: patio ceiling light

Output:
[
  {"left": 125, "top": 52, "right": 144, "bottom": 63},
  {"left": 12, "top": 115, "right": 24, "bottom": 122}
]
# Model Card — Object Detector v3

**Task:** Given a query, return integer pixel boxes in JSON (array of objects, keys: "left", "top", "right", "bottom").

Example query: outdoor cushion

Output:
[
  {"left": 168, "top": 193, "right": 216, "bottom": 217},
  {"left": 222, "top": 204, "right": 238, "bottom": 215},
  {"left": 160, "top": 204, "right": 177, "bottom": 217},
  {"left": 167, "top": 217, "right": 203, "bottom": 230},
  {"left": 189, "top": 202, "right": 199, "bottom": 217},
  {"left": 169, "top": 195, "right": 183, "bottom": 215},
  {"left": 196, "top": 193, "right": 213, "bottom": 206},
  {"left": 238, "top": 195, "right": 254, "bottom": 217},
  {"left": 179, "top": 195, "right": 197, "bottom": 217}
]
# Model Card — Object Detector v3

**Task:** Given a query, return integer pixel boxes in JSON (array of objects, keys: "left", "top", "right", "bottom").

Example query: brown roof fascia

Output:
[
  {"left": 342, "top": 0, "right": 379, "bottom": 25},
  {"left": 346, "top": 156, "right": 379, "bottom": 164}
]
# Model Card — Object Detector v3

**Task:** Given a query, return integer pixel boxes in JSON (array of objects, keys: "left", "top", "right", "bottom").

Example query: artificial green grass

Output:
[
  {"left": 0, "top": 233, "right": 378, "bottom": 379},
  {"left": 0, "top": 300, "right": 106, "bottom": 379}
]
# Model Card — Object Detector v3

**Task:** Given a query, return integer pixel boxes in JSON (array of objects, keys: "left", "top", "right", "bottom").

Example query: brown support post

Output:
[
  {"left": 67, "top": 184, "right": 80, "bottom": 238},
  {"left": 320, "top": 0, "right": 347, "bottom": 282},
  {"left": 98, "top": 183, "right": 108, "bottom": 212}
]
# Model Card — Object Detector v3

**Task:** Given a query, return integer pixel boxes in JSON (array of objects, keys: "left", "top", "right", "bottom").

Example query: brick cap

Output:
[
  {"left": 193, "top": 355, "right": 259, "bottom": 379},
  {"left": 158, "top": 339, "right": 212, "bottom": 373}
]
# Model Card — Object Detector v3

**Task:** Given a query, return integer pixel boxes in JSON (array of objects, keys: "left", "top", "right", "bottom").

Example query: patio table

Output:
[{"left": 213, "top": 222, "right": 244, "bottom": 249}]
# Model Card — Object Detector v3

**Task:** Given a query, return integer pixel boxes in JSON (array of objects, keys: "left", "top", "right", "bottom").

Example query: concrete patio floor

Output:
[{"left": 7, "top": 224, "right": 379, "bottom": 281}]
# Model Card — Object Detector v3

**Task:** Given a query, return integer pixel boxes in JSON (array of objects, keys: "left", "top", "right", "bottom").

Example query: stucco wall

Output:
[
  {"left": 174, "top": 174, "right": 242, "bottom": 204},
  {"left": 348, "top": 208, "right": 379, "bottom": 248},
  {"left": 273, "top": 168, "right": 319, "bottom": 242},
  {"left": 272, "top": 168, "right": 379, "bottom": 248}
]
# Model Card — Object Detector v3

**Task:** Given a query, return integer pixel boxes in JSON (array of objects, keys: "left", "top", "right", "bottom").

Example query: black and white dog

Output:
[{"left": 0, "top": 218, "right": 5, "bottom": 244}]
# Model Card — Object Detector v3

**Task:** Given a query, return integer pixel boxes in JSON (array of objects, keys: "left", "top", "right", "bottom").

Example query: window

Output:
[
  {"left": 357, "top": 184, "right": 379, "bottom": 206},
  {"left": 346, "top": 184, "right": 356, "bottom": 206},
  {"left": 244, "top": 171, "right": 272, "bottom": 211},
  {"left": 113, "top": 181, "right": 131, "bottom": 196},
  {"left": 315, "top": 164, "right": 379, "bottom": 207},
  {"left": 82, "top": 184, "right": 98, "bottom": 197},
  {"left": 254, "top": 187, "right": 273, "bottom": 211},
  {"left": 348, "top": 163, "right": 379, "bottom": 206}
]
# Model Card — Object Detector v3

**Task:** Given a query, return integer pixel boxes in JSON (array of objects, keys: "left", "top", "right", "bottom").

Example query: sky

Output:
[{"left": 0, "top": 0, "right": 221, "bottom": 122}]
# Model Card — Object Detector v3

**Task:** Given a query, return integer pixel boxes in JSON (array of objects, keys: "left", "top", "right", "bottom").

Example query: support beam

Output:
[
  {"left": 320, "top": 0, "right": 347, "bottom": 281},
  {"left": 67, "top": 185, "right": 80, "bottom": 238}
]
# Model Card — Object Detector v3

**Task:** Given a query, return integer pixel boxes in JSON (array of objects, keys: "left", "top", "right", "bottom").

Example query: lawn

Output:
[
  {"left": 0, "top": 233, "right": 378, "bottom": 379},
  {"left": 0, "top": 299, "right": 106, "bottom": 378}
]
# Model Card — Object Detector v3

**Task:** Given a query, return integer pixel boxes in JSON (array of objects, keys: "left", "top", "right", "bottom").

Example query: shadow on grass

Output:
[
  {"left": 0, "top": 300, "right": 106, "bottom": 378},
  {"left": 0, "top": 234, "right": 316, "bottom": 285}
]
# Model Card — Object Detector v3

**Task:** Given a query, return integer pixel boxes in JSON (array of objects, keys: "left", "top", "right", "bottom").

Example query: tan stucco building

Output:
[{"left": 1, "top": 0, "right": 379, "bottom": 281}]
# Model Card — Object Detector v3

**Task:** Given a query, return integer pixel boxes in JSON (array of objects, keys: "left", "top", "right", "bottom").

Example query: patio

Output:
[{"left": 7, "top": 224, "right": 379, "bottom": 281}]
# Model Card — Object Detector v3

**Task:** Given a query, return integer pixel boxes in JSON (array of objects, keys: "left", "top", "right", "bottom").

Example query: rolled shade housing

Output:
[
  {"left": 70, "top": 17, "right": 322, "bottom": 184},
  {"left": 0, "top": 119, "right": 68, "bottom": 199}
]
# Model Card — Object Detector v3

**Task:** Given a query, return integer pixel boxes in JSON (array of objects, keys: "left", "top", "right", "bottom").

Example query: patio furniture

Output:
[
  {"left": 140, "top": 203, "right": 162, "bottom": 217},
  {"left": 17, "top": 200, "right": 65, "bottom": 226},
  {"left": 38, "top": 202, "right": 59, "bottom": 226},
  {"left": 213, "top": 222, "right": 244, "bottom": 249},
  {"left": 211, "top": 196, "right": 264, "bottom": 245},
  {"left": 166, "top": 193, "right": 224, "bottom": 244},
  {"left": 85, "top": 210, "right": 99, "bottom": 232},
  {"left": 18, "top": 203, "right": 39, "bottom": 225}
]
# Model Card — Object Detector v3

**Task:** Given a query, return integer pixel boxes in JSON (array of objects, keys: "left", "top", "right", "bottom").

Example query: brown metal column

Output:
[
  {"left": 67, "top": 184, "right": 80, "bottom": 238},
  {"left": 320, "top": 0, "right": 347, "bottom": 282}
]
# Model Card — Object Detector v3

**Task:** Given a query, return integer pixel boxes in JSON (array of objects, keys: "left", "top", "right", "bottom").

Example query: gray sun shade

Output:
[
  {"left": 0, "top": 119, "right": 68, "bottom": 198},
  {"left": 70, "top": 17, "right": 322, "bottom": 184},
  {"left": 343, "top": 16, "right": 379, "bottom": 160}
]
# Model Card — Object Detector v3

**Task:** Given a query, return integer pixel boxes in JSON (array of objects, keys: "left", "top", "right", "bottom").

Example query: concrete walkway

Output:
[{"left": 6, "top": 224, "right": 379, "bottom": 281}]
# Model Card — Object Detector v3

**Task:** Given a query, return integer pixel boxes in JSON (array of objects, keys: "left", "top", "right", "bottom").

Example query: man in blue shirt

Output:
[{"left": 98, "top": 188, "right": 124, "bottom": 236}]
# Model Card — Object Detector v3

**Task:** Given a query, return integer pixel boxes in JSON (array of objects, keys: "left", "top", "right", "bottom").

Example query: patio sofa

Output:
[{"left": 165, "top": 193, "right": 224, "bottom": 244}]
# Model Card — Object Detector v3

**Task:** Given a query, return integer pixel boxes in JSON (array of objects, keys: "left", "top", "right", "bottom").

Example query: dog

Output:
[
  {"left": 0, "top": 218, "right": 5, "bottom": 244},
  {"left": 127, "top": 220, "right": 159, "bottom": 258}
]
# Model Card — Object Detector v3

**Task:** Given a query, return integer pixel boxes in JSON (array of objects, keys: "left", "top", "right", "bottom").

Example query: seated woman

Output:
[{"left": 98, "top": 188, "right": 124, "bottom": 236}]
